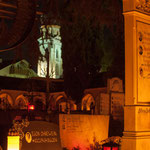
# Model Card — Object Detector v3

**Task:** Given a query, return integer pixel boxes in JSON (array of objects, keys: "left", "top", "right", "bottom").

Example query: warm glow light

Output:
[
  {"left": 103, "top": 147, "right": 111, "bottom": 150},
  {"left": 103, "top": 147, "right": 118, "bottom": 150},
  {"left": 28, "top": 105, "right": 35, "bottom": 110},
  {"left": 7, "top": 136, "right": 19, "bottom": 150},
  {"left": 112, "top": 147, "right": 118, "bottom": 150}
]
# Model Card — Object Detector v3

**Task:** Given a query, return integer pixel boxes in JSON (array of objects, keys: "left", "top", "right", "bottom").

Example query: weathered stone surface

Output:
[
  {"left": 123, "top": 0, "right": 150, "bottom": 15},
  {"left": 122, "top": 0, "right": 150, "bottom": 149},
  {"left": 59, "top": 114, "right": 109, "bottom": 150}
]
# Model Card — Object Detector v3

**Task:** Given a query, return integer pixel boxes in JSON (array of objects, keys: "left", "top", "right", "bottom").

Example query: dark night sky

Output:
[
  {"left": 0, "top": 0, "right": 124, "bottom": 74},
  {"left": 0, "top": 0, "right": 43, "bottom": 62}
]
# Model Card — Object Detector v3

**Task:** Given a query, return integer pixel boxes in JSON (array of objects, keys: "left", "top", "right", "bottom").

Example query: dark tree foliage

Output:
[
  {"left": 61, "top": 15, "right": 104, "bottom": 103},
  {"left": 59, "top": 0, "right": 124, "bottom": 103},
  {"left": 21, "top": 0, "right": 124, "bottom": 104},
  {"left": 26, "top": 21, "right": 41, "bottom": 68},
  {"left": 60, "top": 1, "right": 104, "bottom": 103}
]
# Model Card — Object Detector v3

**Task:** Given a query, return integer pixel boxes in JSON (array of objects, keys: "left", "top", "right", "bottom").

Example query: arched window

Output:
[
  {"left": 15, "top": 95, "right": 28, "bottom": 109},
  {"left": 0, "top": 93, "right": 13, "bottom": 109},
  {"left": 81, "top": 94, "right": 95, "bottom": 111}
]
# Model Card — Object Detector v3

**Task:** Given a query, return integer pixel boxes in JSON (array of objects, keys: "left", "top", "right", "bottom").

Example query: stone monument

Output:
[{"left": 122, "top": 0, "right": 150, "bottom": 149}]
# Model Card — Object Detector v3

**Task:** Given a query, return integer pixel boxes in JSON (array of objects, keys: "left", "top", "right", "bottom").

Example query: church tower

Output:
[{"left": 37, "top": 25, "right": 63, "bottom": 79}]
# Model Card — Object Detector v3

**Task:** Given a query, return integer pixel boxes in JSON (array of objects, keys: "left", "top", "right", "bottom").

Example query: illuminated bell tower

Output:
[{"left": 37, "top": 25, "right": 63, "bottom": 79}]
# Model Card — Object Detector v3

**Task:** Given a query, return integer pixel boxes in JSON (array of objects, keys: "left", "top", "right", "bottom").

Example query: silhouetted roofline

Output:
[{"left": 0, "top": 76, "right": 64, "bottom": 93}]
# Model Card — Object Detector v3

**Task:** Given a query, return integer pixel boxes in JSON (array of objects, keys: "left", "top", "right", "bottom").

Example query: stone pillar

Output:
[{"left": 122, "top": 0, "right": 150, "bottom": 150}]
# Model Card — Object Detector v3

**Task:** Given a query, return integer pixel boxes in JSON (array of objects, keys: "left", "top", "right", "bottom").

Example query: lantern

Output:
[
  {"left": 102, "top": 142, "right": 119, "bottom": 150},
  {"left": 28, "top": 104, "right": 35, "bottom": 112},
  {"left": 7, "top": 136, "right": 20, "bottom": 150}
]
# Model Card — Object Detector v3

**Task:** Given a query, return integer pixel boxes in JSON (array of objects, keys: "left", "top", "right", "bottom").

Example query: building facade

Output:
[
  {"left": 0, "top": 59, "right": 37, "bottom": 78},
  {"left": 37, "top": 25, "right": 63, "bottom": 79},
  {"left": 0, "top": 76, "right": 124, "bottom": 120}
]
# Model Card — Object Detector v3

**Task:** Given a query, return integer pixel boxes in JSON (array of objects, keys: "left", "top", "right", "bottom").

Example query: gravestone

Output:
[
  {"left": 21, "top": 121, "right": 61, "bottom": 150},
  {"left": 59, "top": 114, "right": 109, "bottom": 150},
  {"left": 110, "top": 92, "right": 124, "bottom": 121},
  {"left": 99, "top": 93, "right": 109, "bottom": 115},
  {"left": 107, "top": 77, "right": 123, "bottom": 93},
  {"left": 122, "top": 0, "right": 150, "bottom": 149}
]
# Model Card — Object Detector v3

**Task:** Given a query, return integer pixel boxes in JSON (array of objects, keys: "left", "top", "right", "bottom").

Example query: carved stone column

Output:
[{"left": 122, "top": 0, "right": 150, "bottom": 150}]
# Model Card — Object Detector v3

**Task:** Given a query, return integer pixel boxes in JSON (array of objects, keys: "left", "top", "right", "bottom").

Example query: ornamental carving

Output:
[
  {"left": 136, "top": 0, "right": 150, "bottom": 14},
  {"left": 8, "top": 118, "right": 30, "bottom": 149}
]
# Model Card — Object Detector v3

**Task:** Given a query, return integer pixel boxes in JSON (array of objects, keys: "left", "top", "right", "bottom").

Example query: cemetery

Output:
[{"left": 1, "top": 0, "right": 150, "bottom": 150}]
